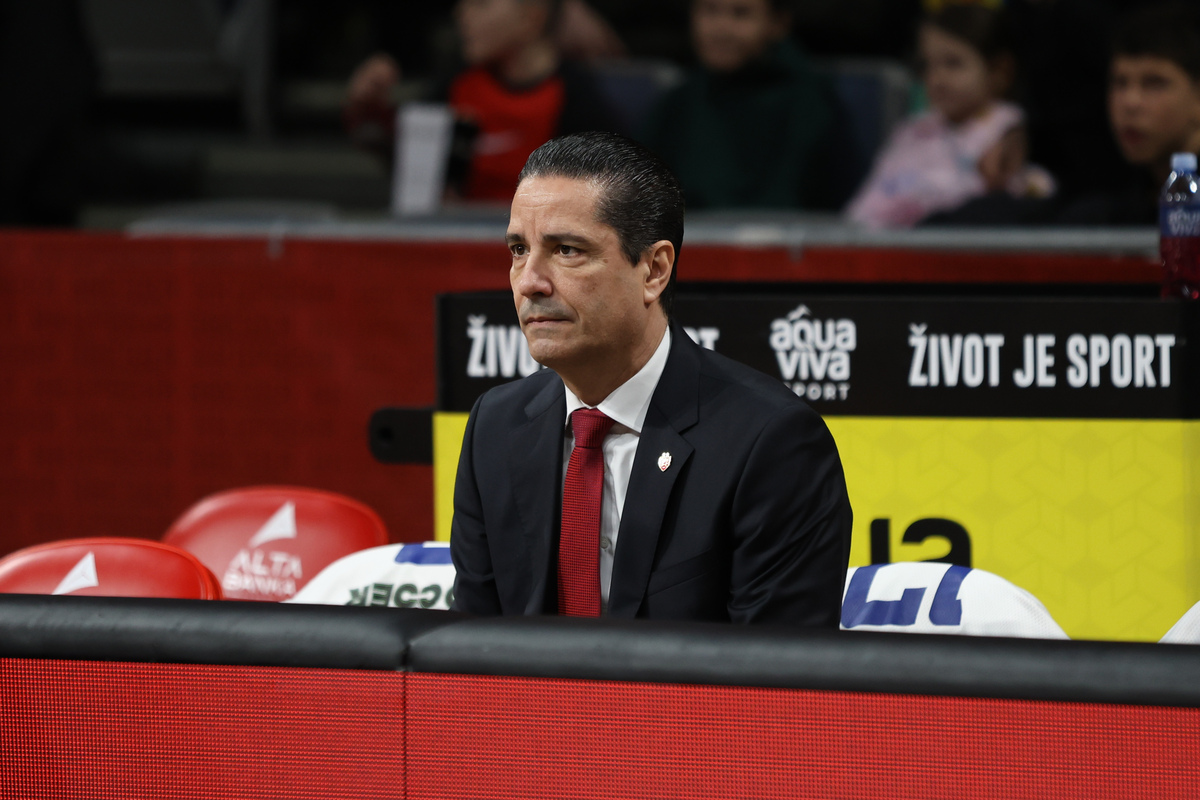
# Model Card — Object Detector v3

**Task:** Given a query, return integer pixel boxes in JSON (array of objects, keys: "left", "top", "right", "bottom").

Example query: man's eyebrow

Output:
[
  {"left": 504, "top": 231, "right": 595, "bottom": 247},
  {"left": 541, "top": 232, "right": 594, "bottom": 246}
]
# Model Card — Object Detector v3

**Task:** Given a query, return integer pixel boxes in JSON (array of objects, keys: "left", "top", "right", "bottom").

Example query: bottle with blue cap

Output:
[{"left": 1160, "top": 151, "right": 1200, "bottom": 299}]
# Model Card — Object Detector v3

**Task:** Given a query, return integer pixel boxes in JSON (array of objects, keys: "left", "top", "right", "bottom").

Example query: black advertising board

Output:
[{"left": 437, "top": 293, "right": 1200, "bottom": 419}]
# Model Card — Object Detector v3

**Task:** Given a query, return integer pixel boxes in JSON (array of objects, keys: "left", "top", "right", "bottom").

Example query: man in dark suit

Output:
[{"left": 450, "top": 131, "right": 851, "bottom": 625}]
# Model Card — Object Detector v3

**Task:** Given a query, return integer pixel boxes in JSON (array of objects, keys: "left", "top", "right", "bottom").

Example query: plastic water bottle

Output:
[{"left": 1160, "top": 152, "right": 1200, "bottom": 299}]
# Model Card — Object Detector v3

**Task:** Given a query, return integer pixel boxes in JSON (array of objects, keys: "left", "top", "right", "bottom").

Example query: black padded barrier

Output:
[
  {"left": 0, "top": 594, "right": 459, "bottom": 670},
  {"left": 408, "top": 615, "right": 1200, "bottom": 707},
  {"left": 3, "top": 595, "right": 1200, "bottom": 707}
]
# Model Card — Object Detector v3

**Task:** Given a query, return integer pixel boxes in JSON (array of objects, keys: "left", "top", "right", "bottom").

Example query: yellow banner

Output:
[
  {"left": 434, "top": 412, "right": 471, "bottom": 543},
  {"left": 434, "top": 412, "right": 1200, "bottom": 642}
]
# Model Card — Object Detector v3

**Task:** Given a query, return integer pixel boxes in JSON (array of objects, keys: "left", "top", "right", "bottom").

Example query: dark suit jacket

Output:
[{"left": 450, "top": 323, "right": 852, "bottom": 626}]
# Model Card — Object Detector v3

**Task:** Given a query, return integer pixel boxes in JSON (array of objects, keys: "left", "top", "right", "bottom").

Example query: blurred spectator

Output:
[
  {"left": 640, "top": 0, "right": 838, "bottom": 210},
  {"left": 0, "top": 1, "right": 96, "bottom": 226},
  {"left": 344, "top": 0, "right": 620, "bottom": 203},
  {"left": 845, "top": 4, "right": 1053, "bottom": 229},
  {"left": 1057, "top": 1, "right": 1200, "bottom": 224}
]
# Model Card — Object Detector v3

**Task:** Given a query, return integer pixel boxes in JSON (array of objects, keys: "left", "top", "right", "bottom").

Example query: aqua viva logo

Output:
[{"left": 770, "top": 305, "right": 855, "bottom": 401}]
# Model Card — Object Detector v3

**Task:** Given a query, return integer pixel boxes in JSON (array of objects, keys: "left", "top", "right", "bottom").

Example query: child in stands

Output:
[
  {"left": 1057, "top": 2, "right": 1200, "bottom": 224},
  {"left": 640, "top": 0, "right": 837, "bottom": 210},
  {"left": 1109, "top": 2, "right": 1200, "bottom": 186},
  {"left": 845, "top": 3, "right": 1053, "bottom": 229},
  {"left": 345, "top": 0, "right": 618, "bottom": 203}
]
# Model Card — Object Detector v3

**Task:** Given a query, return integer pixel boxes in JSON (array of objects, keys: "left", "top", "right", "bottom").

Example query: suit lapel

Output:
[
  {"left": 508, "top": 378, "right": 565, "bottom": 614},
  {"left": 607, "top": 326, "right": 701, "bottom": 618}
]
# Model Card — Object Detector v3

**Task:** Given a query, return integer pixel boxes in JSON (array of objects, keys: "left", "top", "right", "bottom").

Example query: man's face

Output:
[
  {"left": 691, "top": 0, "right": 785, "bottom": 73},
  {"left": 507, "top": 175, "right": 653, "bottom": 381},
  {"left": 1109, "top": 56, "right": 1200, "bottom": 166},
  {"left": 455, "top": 0, "right": 545, "bottom": 66}
]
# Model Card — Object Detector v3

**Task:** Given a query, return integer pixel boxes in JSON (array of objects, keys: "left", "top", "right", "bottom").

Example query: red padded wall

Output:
[
  {"left": 0, "top": 232, "right": 509, "bottom": 553},
  {"left": 0, "top": 659, "right": 404, "bottom": 800},
  {"left": 2, "top": 657, "right": 1196, "bottom": 799},
  {"left": 0, "top": 231, "right": 1157, "bottom": 555},
  {"left": 406, "top": 672, "right": 1200, "bottom": 800}
]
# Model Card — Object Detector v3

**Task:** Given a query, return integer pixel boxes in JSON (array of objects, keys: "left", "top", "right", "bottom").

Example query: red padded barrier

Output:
[
  {"left": 406, "top": 672, "right": 1200, "bottom": 800},
  {"left": 0, "top": 659, "right": 404, "bottom": 800},
  {"left": 3, "top": 656, "right": 1198, "bottom": 799}
]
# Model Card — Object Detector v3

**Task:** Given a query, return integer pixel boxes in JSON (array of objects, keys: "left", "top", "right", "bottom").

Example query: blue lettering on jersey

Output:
[
  {"left": 929, "top": 565, "right": 968, "bottom": 625},
  {"left": 842, "top": 564, "right": 924, "bottom": 627},
  {"left": 842, "top": 563, "right": 973, "bottom": 628},
  {"left": 395, "top": 544, "right": 453, "bottom": 565}
]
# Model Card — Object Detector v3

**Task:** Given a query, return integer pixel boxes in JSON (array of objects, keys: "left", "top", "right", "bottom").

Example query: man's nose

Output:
[{"left": 514, "top": 254, "right": 553, "bottom": 297}]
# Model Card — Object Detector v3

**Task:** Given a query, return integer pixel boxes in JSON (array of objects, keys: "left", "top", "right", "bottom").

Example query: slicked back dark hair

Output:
[
  {"left": 517, "top": 131, "right": 684, "bottom": 317},
  {"left": 1112, "top": 2, "right": 1200, "bottom": 82}
]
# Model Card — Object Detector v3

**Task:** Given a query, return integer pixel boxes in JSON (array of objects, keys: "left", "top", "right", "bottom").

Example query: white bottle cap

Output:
[{"left": 1171, "top": 152, "right": 1198, "bottom": 173}]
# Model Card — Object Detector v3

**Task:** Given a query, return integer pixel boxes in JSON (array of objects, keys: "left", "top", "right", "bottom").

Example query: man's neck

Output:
[
  {"left": 496, "top": 39, "right": 559, "bottom": 87},
  {"left": 563, "top": 318, "right": 669, "bottom": 407}
]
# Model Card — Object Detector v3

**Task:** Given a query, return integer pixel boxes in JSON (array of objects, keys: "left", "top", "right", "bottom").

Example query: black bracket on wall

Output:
[{"left": 369, "top": 407, "right": 434, "bottom": 464}]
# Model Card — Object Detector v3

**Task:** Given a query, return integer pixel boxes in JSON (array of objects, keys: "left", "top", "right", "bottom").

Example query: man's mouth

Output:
[{"left": 524, "top": 316, "right": 567, "bottom": 327}]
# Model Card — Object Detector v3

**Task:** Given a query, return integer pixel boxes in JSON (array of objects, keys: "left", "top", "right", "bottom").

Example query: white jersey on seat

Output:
[
  {"left": 841, "top": 562, "right": 1068, "bottom": 639},
  {"left": 286, "top": 542, "right": 455, "bottom": 610}
]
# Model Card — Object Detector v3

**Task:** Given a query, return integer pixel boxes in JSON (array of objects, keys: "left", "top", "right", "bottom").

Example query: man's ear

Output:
[{"left": 642, "top": 240, "right": 675, "bottom": 307}]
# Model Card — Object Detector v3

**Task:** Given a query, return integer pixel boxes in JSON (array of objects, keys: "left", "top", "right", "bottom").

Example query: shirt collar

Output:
[{"left": 563, "top": 327, "right": 671, "bottom": 435}]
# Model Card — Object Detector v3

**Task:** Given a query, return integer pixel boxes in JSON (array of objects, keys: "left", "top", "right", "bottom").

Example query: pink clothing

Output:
[{"left": 846, "top": 101, "right": 1053, "bottom": 229}]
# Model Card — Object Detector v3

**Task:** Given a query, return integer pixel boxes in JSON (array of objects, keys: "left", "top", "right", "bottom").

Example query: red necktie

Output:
[{"left": 558, "top": 408, "right": 615, "bottom": 617}]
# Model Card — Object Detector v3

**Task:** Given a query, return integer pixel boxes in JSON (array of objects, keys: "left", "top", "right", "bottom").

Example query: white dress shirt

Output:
[{"left": 561, "top": 328, "right": 671, "bottom": 610}]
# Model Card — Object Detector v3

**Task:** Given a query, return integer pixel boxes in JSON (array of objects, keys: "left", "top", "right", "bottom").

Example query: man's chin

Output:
[
  {"left": 525, "top": 343, "right": 561, "bottom": 370},
  {"left": 524, "top": 336, "right": 576, "bottom": 371}
]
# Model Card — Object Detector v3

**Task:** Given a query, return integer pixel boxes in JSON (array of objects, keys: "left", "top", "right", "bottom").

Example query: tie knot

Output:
[{"left": 570, "top": 408, "right": 615, "bottom": 449}]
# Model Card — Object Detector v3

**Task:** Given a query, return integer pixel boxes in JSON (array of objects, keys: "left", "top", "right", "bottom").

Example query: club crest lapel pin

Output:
[{"left": 658, "top": 452, "right": 672, "bottom": 472}]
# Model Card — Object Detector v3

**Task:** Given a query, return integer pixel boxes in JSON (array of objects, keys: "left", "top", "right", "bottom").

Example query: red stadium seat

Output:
[
  {"left": 0, "top": 537, "right": 223, "bottom": 599},
  {"left": 163, "top": 486, "right": 389, "bottom": 602}
]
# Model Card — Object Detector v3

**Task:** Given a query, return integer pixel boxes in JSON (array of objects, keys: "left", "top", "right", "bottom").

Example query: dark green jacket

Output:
[{"left": 641, "top": 41, "right": 836, "bottom": 210}]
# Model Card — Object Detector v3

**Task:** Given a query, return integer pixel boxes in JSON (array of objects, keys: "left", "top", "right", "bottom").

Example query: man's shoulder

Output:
[
  {"left": 658, "top": 332, "right": 814, "bottom": 424},
  {"left": 693, "top": 344, "right": 808, "bottom": 412},
  {"left": 474, "top": 368, "right": 561, "bottom": 416}
]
